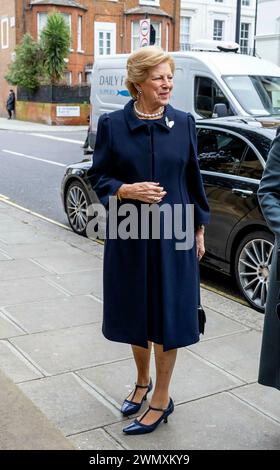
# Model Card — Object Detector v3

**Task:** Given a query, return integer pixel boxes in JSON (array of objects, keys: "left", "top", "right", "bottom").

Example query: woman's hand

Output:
[
  {"left": 118, "top": 182, "right": 167, "bottom": 203},
  {"left": 196, "top": 228, "right": 205, "bottom": 261}
]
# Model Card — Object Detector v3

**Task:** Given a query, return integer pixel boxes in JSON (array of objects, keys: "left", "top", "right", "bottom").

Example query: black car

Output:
[{"left": 61, "top": 116, "right": 278, "bottom": 312}]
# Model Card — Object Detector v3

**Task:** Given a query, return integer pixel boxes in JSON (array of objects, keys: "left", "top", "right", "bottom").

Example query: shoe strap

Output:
[
  {"left": 135, "top": 383, "right": 150, "bottom": 389},
  {"left": 148, "top": 404, "right": 165, "bottom": 412},
  {"left": 126, "top": 380, "right": 150, "bottom": 402},
  {"left": 137, "top": 403, "right": 167, "bottom": 424}
]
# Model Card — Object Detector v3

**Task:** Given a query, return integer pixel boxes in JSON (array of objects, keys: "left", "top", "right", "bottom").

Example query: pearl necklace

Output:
[{"left": 134, "top": 101, "right": 164, "bottom": 118}]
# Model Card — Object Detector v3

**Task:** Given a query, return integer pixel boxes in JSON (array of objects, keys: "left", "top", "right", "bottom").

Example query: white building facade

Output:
[
  {"left": 180, "top": 0, "right": 256, "bottom": 54},
  {"left": 256, "top": 0, "right": 280, "bottom": 65}
]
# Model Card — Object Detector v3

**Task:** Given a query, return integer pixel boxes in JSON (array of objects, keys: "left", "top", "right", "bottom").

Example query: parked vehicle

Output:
[
  {"left": 61, "top": 116, "right": 278, "bottom": 312},
  {"left": 87, "top": 42, "right": 280, "bottom": 150}
]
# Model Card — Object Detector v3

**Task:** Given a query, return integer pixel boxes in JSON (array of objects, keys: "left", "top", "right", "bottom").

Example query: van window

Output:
[
  {"left": 195, "top": 76, "right": 233, "bottom": 118},
  {"left": 223, "top": 75, "right": 280, "bottom": 116},
  {"left": 197, "top": 128, "right": 247, "bottom": 174}
]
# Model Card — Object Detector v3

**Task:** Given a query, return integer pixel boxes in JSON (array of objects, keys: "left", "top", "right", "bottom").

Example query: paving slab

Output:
[
  {"left": 19, "top": 373, "right": 124, "bottom": 435},
  {"left": 10, "top": 323, "right": 131, "bottom": 375},
  {"left": 78, "top": 348, "right": 243, "bottom": 411},
  {"left": 200, "top": 307, "right": 249, "bottom": 341},
  {"left": 0, "top": 369, "right": 74, "bottom": 450},
  {"left": 46, "top": 270, "right": 103, "bottom": 298},
  {"left": 0, "top": 240, "right": 88, "bottom": 260},
  {"left": 0, "top": 312, "right": 26, "bottom": 338},
  {"left": 106, "top": 392, "right": 280, "bottom": 450},
  {"left": 0, "top": 340, "right": 43, "bottom": 383},
  {"left": 0, "top": 250, "right": 12, "bottom": 261},
  {"left": 32, "top": 252, "right": 103, "bottom": 274},
  {"left": 0, "top": 277, "right": 66, "bottom": 306},
  {"left": 2, "top": 295, "right": 102, "bottom": 333},
  {"left": 0, "top": 219, "right": 32, "bottom": 234},
  {"left": 0, "top": 230, "right": 50, "bottom": 245},
  {"left": 0, "top": 258, "right": 50, "bottom": 281},
  {"left": 202, "top": 288, "right": 264, "bottom": 332},
  {"left": 68, "top": 428, "right": 124, "bottom": 450},
  {"left": 231, "top": 383, "right": 280, "bottom": 423},
  {"left": 190, "top": 330, "right": 262, "bottom": 382}
]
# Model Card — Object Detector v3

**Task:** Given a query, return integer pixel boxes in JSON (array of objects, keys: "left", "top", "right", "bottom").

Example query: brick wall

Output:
[{"left": 0, "top": 0, "right": 16, "bottom": 117}]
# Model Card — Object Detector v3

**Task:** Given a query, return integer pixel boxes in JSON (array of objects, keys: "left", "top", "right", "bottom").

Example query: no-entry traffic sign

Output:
[{"left": 139, "top": 19, "right": 150, "bottom": 47}]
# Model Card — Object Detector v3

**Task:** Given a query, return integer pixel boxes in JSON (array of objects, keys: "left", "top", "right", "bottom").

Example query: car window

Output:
[
  {"left": 197, "top": 128, "right": 247, "bottom": 175},
  {"left": 238, "top": 146, "right": 264, "bottom": 180},
  {"left": 194, "top": 76, "right": 234, "bottom": 118}
]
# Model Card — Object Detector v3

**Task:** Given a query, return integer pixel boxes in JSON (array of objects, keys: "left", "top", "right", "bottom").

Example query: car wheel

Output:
[
  {"left": 234, "top": 231, "right": 274, "bottom": 312},
  {"left": 65, "top": 181, "right": 90, "bottom": 236}
]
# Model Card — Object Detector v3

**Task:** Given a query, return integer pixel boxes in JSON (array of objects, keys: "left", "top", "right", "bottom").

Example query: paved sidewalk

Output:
[
  {"left": 0, "top": 117, "right": 87, "bottom": 133},
  {"left": 0, "top": 199, "right": 280, "bottom": 450}
]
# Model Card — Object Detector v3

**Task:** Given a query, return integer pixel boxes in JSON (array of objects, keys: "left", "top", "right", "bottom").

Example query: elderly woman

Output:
[{"left": 88, "top": 46, "right": 210, "bottom": 435}]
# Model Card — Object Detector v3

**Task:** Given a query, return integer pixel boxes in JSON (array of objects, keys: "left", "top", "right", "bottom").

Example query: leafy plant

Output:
[
  {"left": 5, "top": 34, "right": 44, "bottom": 90},
  {"left": 40, "top": 12, "right": 71, "bottom": 84}
]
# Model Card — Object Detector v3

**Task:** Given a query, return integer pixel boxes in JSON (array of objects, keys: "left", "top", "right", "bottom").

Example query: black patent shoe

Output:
[
  {"left": 121, "top": 378, "right": 153, "bottom": 416},
  {"left": 123, "top": 397, "right": 174, "bottom": 435}
]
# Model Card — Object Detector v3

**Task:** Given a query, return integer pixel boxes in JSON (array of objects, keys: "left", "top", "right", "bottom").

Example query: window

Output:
[
  {"left": 37, "top": 13, "right": 48, "bottom": 38},
  {"left": 94, "top": 22, "right": 116, "bottom": 57},
  {"left": 238, "top": 147, "right": 263, "bottom": 180},
  {"left": 64, "top": 71, "right": 72, "bottom": 85},
  {"left": 240, "top": 23, "right": 250, "bottom": 54},
  {"left": 180, "top": 17, "right": 191, "bottom": 51},
  {"left": 1, "top": 17, "right": 9, "bottom": 49},
  {"left": 195, "top": 76, "right": 233, "bottom": 118},
  {"left": 213, "top": 20, "right": 224, "bottom": 41},
  {"left": 131, "top": 21, "right": 161, "bottom": 51},
  {"left": 242, "top": 0, "right": 250, "bottom": 6},
  {"left": 62, "top": 13, "right": 71, "bottom": 32},
  {"left": 223, "top": 75, "right": 280, "bottom": 115},
  {"left": 166, "top": 23, "right": 169, "bottom": 51},
  {"left": 78, "top": 72, "right": 83, "bottom": 84},
  {"left": 197, "top": 129, "right": 247, "bottom": 175},
  {"left": 77, "top": 16, "right": 83, "bottom": 51},
  {"left": 62, "top": 13, "right": 72, "bottom": 48},
  {"left": 86, "top": 71, "right": 92, "bottom": 84},
  {"left": 215, "top": 0, "right": 223, "bottom": 2}
]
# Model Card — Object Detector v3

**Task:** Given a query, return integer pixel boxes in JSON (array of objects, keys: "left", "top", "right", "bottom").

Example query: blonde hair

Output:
[{"left": 125, "top": 46, "right": 175, "bottom": 99}]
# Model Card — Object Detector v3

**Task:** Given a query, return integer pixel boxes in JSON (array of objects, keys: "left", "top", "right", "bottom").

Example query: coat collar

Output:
[{"left": 124, "top": 99, "right": 176, "bottom": 133}]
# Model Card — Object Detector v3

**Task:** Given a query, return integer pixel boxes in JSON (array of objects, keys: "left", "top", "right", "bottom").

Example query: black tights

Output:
[{"left": 7, "top": 109, "right": 12, "bottom": 119}]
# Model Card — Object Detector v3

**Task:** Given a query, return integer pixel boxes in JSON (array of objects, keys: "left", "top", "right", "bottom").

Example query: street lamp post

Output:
[{"left": 235, "top": 0, "right": 242, "bottom": 44}]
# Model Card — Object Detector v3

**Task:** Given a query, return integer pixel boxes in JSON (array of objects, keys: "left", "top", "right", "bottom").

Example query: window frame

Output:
[
  {"left": 197, "top": 125, "right": 265, "bottom": 179},
  {"left": 1, "top": 17, "right": 9, "bottom": 49},
  {"left": 77, "top": 15, "right": 83, "bottom": 52},
  {"left": 180, "top": 16, "right": 191, "bottom": 51},
  {"left": 94, "top": 21, "right": 116, "bottom": 57},
  {"left": 213, "top": 19, "right": 224, "bottom": 41}
]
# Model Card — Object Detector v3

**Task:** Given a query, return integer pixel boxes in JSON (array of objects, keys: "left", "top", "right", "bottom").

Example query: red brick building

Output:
[{"left": 0, "top": 0, "right": 181, "bottom": 116}]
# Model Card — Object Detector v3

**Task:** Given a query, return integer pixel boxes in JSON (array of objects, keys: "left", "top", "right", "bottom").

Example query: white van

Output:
[{"left": 88, "top": 44, "right": 280, "bottom": 149}]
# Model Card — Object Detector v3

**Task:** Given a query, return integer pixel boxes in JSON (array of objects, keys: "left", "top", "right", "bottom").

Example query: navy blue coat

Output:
[{"left": 88, "top": 99, "right": 210, "bottom": 351}]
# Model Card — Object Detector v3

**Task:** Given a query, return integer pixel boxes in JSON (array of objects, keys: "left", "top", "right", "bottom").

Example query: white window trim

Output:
[
  {"left": 94, "top": 22, "right": 116, "bottom": 58},
  {"left": 139, "top": 0, "right": 160, "bottom": 6},
  {"left": 77, "top": 15, "right": 84, "bottom": 53},
  {"left": 213, "top": 18, "right": 225, "bottom": 41},
  {"left": 166, "top": 23, "right": 169, "bottom": 51},
  {"left": 1, "top": 17, "right": 9, "bottom": 49}
]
